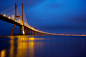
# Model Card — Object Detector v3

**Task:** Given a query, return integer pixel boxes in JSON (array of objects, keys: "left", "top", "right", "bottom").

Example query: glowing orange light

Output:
[
  {"left": 3, "top": 14, "right": 6, "bottom": 17},
  {"left": 1, "top": 49, "right": 6, "bottom": 57},
  {"left": 30, "top": 38, "right": 34, "bottom": 40},
  {"left": 32, "top": 29, "right": 34, "bottom": 30},
  {"left": 19, "top": 19, "right": 20, "bottom": 21},
  {"left": 8, "top": 17, "right": 10, "bottom": 19},
  {"left": 23, "top": 38, "right": 24, "bottom": 40},
  {"left": 23, "top": 31, "right": 25, "bottom": 34}
]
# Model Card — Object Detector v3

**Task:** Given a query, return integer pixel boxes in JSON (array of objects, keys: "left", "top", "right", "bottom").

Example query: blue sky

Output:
[{"left": 0, "top": 0, "right": 86, "bottom": 35}]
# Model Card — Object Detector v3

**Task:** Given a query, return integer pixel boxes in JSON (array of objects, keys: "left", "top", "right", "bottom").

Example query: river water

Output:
[{"left": 0, "top": 36, "right": 86, "bottom": 57}]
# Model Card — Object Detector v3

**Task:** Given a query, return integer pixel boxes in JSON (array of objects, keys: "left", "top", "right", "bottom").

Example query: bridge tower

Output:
[{"left": 11, "top": 3, "right": 25, "bottom": 35}]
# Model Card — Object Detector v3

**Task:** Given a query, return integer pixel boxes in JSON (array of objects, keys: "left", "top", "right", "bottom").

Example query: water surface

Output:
[{"left": 0, "top": 36, "right": 86, "bottom": 57}]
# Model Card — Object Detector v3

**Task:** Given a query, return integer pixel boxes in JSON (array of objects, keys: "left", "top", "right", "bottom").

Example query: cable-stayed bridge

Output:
[
  {"left": 0, "top": 3, "right": 86, "bottom": 36},
  {"left": 0, "top": 3, "right": 57, "bottom": 36}
]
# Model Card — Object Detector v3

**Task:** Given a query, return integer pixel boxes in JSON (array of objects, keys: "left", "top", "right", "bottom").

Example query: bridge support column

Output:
[
  {"left": 31, "top": 30, "right": 32, "bottom": 35},
  {"left": 35, "top": 32, "right": 36, "bottom": 35},
  {"left": 26, "top": 28, "right": 27, "bottom": 35},
  {"left": 27, "top": 29, "right": 28, "bottom": 35},
  {"left": 11, "top": 24, "right": 15, "bottom": 35},
  {"left": 38, "top": 32, "right": 40, "bottom": 35},
  {"left": 40, "top": 33, "right": 41, "bottom": 36},
  {"left": 36, "top": 32, "right": 37, "bottom": 36},
  {"left": 37, "top": 32, "right": 39, "bottom": 36},
  {"left": 28, "top": 29, "right": 30, "bottom": 35},
  {"left": 42, "top": 33, "right": 43, "bottom": 36},
  {"left": 34, "top": 31, "right": 35, "bottom": 35},
  {"left": 37, "top": 32, "right": 39, "bottom": 35},
  {"left": 22, "top": 26, "right": 25, "bottom": 35},
  {"left": 19, "top": 26, "right": 21, "bottom": 34}
]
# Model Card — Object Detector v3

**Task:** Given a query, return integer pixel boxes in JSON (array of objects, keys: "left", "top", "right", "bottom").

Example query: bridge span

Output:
[
  {"left": 0, "top": 3, "right": 57, "bottom": 36},
  {"left": 1, "top": 3, "right": 85, "bottom": 36}
]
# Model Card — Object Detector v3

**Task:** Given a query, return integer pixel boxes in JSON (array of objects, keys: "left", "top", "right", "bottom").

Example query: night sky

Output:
[{"left": 0, "top": 0, "right": 86, "bottom": 35}]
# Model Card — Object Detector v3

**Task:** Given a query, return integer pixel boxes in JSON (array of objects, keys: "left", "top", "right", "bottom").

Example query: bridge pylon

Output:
[{"left": 11, "top": 3, "right": 25, "bottom": 35}]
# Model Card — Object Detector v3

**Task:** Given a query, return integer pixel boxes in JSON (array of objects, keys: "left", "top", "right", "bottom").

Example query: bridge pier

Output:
[
  {"left": 40, "top": 33, "right": 41, "bottom": 36},
  {"left": 22, "top": 26, "right": 25, "bottom": 35},
  {"left": 39, "top": 33, "right": 40, "bottom": 36},
  {"left": 26, "top": 28, "right": 28, "bottom": 35},
  {"left": 11, "top": 24, "right": 15, "bottom": 35},
  {"left": 36, "top": 32, "right": 38, "bottom": 35},
  {"left": 7, "top": 3, "right": 54, "bottom": 36},
  {"left": 27, "top": 29, "right": 29, "bottom": 35},
  {"left": 37, "top": 32, "right": 39, "bottom": 36},
  {"left": 19, "top": 26, "right": 21, "bottom": 34},
  {"left": 27, "top": 29, "right": 30, "bottom": 35},
  {"left": 34, "top": 31, "right": 35, "bottom": 35},
  {"left": 37, "top": 32, "right": 39, "bottom": 35},
  {"left": 36, "top": 32, "right": 38, "bottom": 36},
  {"left": 42, "top": 33, "right": 43, "bottom": 36},
  {"left": 10, "top": 3, "right": 25, "bottom": 35},
  {"left": 31, "top": 30, "right": 33, "bottom": 35}
]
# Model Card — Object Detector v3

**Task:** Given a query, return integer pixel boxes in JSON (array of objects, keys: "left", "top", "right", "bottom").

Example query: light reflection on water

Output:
[
  {"left": 1, "top": 49, "right": 6, "bottom": 57},
  {"left": 0, "top": 36, "right": 86, "bottom": 57}
]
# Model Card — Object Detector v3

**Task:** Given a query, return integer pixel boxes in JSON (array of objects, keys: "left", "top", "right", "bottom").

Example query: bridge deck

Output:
[
  {"left": 0, "top": 14, "right": 22, "bottom": 26},
  {"left": 0, "top": 14, "right": 46, "bottom": 34}
]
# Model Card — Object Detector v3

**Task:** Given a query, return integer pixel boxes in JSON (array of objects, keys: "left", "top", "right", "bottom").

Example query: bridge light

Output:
[
  {"left": 3, "top": 14, "right": 6, "bottom": 17},
  {"left": 12, "top": 15, "right": 14, "bottom": 19},
  {"left": 8, "top": 17, "right": 10, "bottom": 19},
  {"left": 33, "top": 29, "right": 34, "bottom": 30},
  {"left": 19, "top": 19, "right": 20, "bottom": 21},
  {"left": 16, "top": 21, "right": 18, "bottom": 22},
  {"left": 23, "top": 31, "right": 25, "bottom": 34}
]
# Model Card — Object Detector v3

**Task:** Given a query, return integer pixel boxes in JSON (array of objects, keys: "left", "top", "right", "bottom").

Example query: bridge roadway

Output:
[
  {"left": 0, "top": 14, "right": 22, "bottom": 26},
  {"left": 0, "top": 14, "right": 54, "bottom": 35}
]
